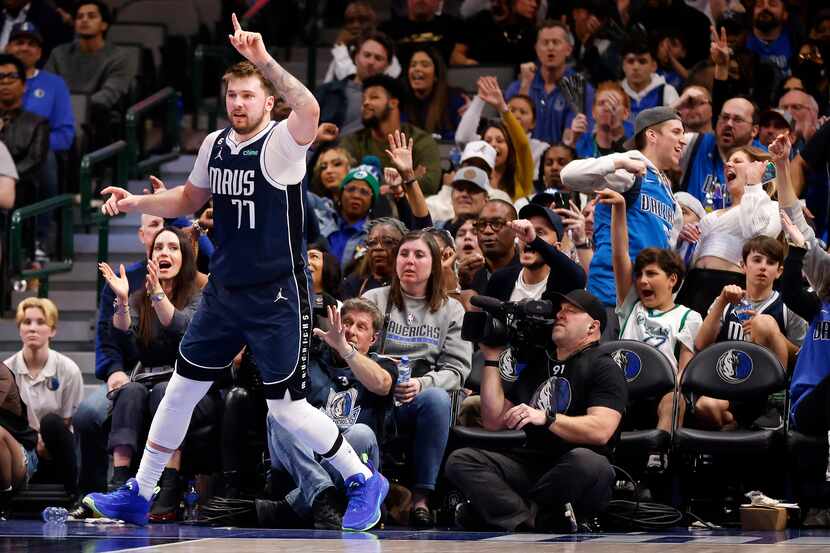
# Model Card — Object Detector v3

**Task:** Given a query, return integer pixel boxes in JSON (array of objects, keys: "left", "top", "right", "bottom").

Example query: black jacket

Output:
[
  {"left": 484, "top": 237, "right": 586, "bottom": 302},
  {"left": 0, "top": 108, "right": 49, "bottom": 205}
]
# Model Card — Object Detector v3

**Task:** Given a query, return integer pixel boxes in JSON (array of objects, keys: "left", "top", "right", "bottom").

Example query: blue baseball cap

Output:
[{"left": 9, "top": 22, "right": 43, "bottom": 45}]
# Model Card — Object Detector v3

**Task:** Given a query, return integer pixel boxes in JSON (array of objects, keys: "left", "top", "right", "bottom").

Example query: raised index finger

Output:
[{"left": 231, "top": 12, "right": 242, "bottom": 32}]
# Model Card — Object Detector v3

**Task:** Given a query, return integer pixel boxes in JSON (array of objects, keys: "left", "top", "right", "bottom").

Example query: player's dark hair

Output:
[
  {"left": 135, "top": 226, "right": 199, "bottom": 348},
  {"left": 223, "top": 61, "right": 277, "bottom": 98},
  {"left": 73, "top": 1, "right": 112, "bottom": 24},
  {"left": 389, "top": 230, "right": 447, "bottom": 313},
  {"left": 634, "top": 247, "right": 685, "bottom": 293}
]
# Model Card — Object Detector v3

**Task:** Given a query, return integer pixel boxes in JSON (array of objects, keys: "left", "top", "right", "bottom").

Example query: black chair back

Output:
[
  {"left": 680, "top": 341, "right": 786, "bottom": 401},
  {"left": 596, "top": 340, "right": 676, "bottom": 401}
]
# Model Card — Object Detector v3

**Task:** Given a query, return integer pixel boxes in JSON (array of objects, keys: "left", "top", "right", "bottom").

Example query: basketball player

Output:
[{"left": 82, "top": 14, "right": 389, "bottom": 530}]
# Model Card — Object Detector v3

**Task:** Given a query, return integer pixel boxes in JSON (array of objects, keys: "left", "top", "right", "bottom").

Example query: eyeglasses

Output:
[
  {"left": 718, "top": 113, "right": 751, "bottom": 125},
  {"left": 366, "top": 237, "right": 400, "bottom": 249},
  {"left": 474, "top": 218, "right": 508, "bottom": 233},
  {"left": 0, "top": 72, "right": 21, "bottom": 82},
  {"left": 343, "top": 185, "right": 373, "bottom": 198}
]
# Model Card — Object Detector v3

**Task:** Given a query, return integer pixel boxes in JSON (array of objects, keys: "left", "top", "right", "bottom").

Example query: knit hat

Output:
[
  {"left": 674, "top": 192, "right": 705, "bottom": 222},
  {"left": 340, "top": 165, "right": 380, "bottom": 202},
  {"left": 624, "top": 106, "right": 682, "bottom": 150}
]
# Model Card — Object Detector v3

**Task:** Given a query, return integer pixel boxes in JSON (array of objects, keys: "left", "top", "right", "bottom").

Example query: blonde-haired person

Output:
[
  {"left": 308, "top": 146, "right": 355, "bottom": 238},
  {"left": 4, "top": 297, "right": 83, "bottom": 498}
]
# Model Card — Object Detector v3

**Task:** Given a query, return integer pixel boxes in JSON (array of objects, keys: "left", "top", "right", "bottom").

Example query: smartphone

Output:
[{"left": 552, "top": 191, "right": 571, "bottom": 210}]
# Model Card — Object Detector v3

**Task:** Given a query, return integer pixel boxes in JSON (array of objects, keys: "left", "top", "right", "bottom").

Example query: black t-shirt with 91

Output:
[{"left": 505, "top": 342, "right": 627, "bottom": 459}]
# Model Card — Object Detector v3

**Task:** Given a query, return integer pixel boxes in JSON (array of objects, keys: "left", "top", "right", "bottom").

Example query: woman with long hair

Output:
[
  {"left": 363, "top": 230, "right": 472, "bottom": 528},
  {"left": 455, "top": 76, "right": 535, "bottom": 201},
  {"left": 403, "top": 47, "right": 466, "bottom": 141},
  {"left": 98, "top": 226, "right": 219, "bottom": 522},
  {"left": 308, "top": 146, "right": 355, "bottom": 238},
  {"left": 677, "top": 145, "right": 782, "bottom": 317},
  {"left": 4, "top": 298, "right": 82, "bottom": 498}
]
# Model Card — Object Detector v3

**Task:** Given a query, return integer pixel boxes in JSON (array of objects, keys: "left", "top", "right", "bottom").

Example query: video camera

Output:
[{"left": 461, "top": 295, "right": 555, "bottom": 350}]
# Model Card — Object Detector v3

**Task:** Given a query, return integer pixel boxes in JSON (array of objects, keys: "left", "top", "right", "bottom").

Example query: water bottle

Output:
[
  {"left": 394, "top": 356, "right": 412, "bottom": 407},
  {"left": 183, "top": 481, "right": 200, "bottom": 522},
  {"left": 41, "top": 506, "right": 68, "bottom": 524},
  {"left": 734, "top": 298, "right": 752, "bottom": 322}
]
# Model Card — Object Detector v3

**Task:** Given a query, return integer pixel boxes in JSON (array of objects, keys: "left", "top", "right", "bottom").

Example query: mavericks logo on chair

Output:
[
  {"left": 611, "top": 349, "right": 642, "bottom": 382},
  {"left": 715, "top": 349, "right": 753, "bottom": 384}
]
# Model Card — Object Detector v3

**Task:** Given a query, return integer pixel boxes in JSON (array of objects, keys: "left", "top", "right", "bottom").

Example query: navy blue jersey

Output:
[
  {"left": 190, "top": 120, "right": 310, "bottom": 288},
  {"left": 715, "top": 292, "right": 788, "bottom": 343}
]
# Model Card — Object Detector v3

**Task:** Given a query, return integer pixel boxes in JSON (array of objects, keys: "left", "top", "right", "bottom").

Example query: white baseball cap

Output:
[{"left": 460, "top": 140, "right": 497, "bottom": 170}]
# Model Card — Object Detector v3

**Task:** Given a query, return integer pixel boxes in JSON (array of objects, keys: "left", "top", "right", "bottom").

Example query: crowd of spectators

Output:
[{"left": 1, "top": 0, "right": 830, "bottom": 533}]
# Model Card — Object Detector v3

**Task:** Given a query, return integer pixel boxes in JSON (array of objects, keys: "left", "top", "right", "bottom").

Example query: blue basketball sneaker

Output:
[
  {"left": 83, "top": 478, "right": 151, "bottom": 526},
  {"left": 342, "top": 464, "right": 389, "bottom": 531}
]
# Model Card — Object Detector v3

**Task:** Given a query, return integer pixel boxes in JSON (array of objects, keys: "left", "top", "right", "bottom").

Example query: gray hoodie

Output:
[
  {"left": 785, "top": 204, "right": 830, "bottom": 299},
  {"left": 362, "top": 286, "right": 471, "bottom": 392}
]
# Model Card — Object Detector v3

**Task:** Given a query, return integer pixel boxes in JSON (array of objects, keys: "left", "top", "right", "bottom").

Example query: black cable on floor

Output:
[{"left": 603, "top": 465, "right": 684, "bottom": 530}]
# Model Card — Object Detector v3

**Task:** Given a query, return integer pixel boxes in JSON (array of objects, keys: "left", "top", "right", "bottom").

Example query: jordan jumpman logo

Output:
[{"left": 274, "top": 288, "right": 287, "bottom": 302}]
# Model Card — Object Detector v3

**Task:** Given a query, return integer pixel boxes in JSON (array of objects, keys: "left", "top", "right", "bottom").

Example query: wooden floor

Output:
[
  {"left": 116, "top": 538, "right": 830, "bottom": 553},
  {"left": 4, "top": 520, "right": 830, "bottom": 553}
]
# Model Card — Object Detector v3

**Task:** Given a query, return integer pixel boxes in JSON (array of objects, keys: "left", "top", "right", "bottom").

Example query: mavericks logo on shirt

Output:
[
  {"left": 635, "top": 312, "right": 670, "bottom": 348},
  {"left": 530, "top": 376, "right": 571, "bottom": 414},
  {"left": 322, "top": 388, "right": 361, "bottom": 430}
]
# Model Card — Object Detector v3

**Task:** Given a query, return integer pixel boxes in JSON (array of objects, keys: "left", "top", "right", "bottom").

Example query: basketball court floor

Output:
[{"left": 4, "top": 521, "right": 830, "bottom": 553}]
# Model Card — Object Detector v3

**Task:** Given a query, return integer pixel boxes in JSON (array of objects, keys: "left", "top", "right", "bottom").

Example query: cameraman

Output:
[{"left": 446, "top": 290, "right": 627, "bottom": 531}]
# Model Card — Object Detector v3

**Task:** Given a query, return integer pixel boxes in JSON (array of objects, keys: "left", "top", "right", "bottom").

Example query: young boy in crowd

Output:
[
  {"left": 692, "top": 235, "right": 807, "bottom": 429},
  {"left": 600, "top": 188, "right": 702, "bottom": 447},
  {"left": 620, "top": 39, "right": 679, "bottom": 124}
]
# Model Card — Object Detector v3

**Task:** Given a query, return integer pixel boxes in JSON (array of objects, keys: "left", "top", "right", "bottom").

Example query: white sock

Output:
[
  {"left": 136, "top": 444, "right": 172, "bottom": 500},
  {"left": 135, "top": 371, "right": 213, "bottom": 500},
  {"left": 266, "top": 396, "right": 371, "bottom": 480},
  {"left": 323, "top": 432, "right": 373, "bottom": 481}
]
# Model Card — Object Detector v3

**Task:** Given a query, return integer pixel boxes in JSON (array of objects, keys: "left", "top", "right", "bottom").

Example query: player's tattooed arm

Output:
[{"left": 256, "top": 59, "right": 315, "bottom": 112}]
